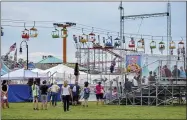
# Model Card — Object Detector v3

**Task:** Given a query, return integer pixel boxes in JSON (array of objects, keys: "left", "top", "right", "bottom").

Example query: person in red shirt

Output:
[
  {"left": 95, "top": 82, "right": 104, "bottom": 105},
  {"left": 164, "top": 65, "right": 172, "bottom": 78}
]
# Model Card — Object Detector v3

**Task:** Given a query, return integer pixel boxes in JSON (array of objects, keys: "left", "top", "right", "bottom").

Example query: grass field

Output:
[{"left": 2, "top": 102, "right": 186, "bottom": 119}]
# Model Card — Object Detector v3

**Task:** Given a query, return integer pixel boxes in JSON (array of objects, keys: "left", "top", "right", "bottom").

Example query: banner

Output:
[{"left": 126, "top": 55, "right": 142, "bottom": 73}]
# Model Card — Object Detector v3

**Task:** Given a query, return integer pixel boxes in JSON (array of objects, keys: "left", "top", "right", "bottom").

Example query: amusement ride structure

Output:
[{"left": 1, "top": 2, "right": 186, "bottom": 106}]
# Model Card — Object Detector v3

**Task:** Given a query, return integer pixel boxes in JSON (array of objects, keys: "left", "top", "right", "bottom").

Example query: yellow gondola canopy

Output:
[
  {"left": 169, "top": 41, "right": 176, "bottom": 49},
  {"left": 61, "top": 29, "right": 68, "bottom": 38},
  {"left": 30, "top": 27, "right": 38, "bottom": 37},
  {"left": 79, "top": 35, "right": 88, "bottom": 43}
]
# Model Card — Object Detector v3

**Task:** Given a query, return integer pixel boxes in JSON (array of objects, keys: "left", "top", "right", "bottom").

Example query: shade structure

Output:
[
  {"left": 38, "top": 56, "right": 62, "bottom": 64},
  {"left": 31, "top": 68, "right": 45, "bottom": 74},
  {"left": 44, "top": 64, "right": 86, "bottom": 75},
  {"left": 1, "top": 60, "right": 11, "bottom": 76},
  {"left": 1, "top": 68, "right": 48, "bottom": 80}
]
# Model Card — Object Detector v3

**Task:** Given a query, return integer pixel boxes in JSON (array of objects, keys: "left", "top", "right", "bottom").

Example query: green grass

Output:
[{"left": 2, "top": 102, "right": 186, "bottom": 119}]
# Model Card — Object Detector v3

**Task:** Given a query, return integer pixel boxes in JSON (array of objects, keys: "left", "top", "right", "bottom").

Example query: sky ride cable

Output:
[
  {"left": 1, "top": 23, "right": 186, "bottom": 42},
  {"left": 1, "top": 19, "right": 186, "bottom": 39}
]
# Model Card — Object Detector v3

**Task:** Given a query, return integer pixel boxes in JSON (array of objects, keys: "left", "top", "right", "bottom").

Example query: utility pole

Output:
[{"left": 53, "top": 22, "right": 76, "bottom": 64}]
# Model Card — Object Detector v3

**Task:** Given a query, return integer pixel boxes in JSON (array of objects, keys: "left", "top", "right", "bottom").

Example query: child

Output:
[
  {"left": 83, "top": 82, "right": 90, "bottom": 107},
  {"left": 103, "top": 88, "right": 112, "bottom": 104},
  {"left": 1, "top": 80, "right": 9, "bottom": 109},
  {"left": 112, "top": 87, "right": 118, "bottom": 99},
  {"left": 32, "top": 81, "right": 39, "bottom": 110}
]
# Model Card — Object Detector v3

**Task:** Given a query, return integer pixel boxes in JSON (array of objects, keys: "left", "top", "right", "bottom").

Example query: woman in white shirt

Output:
[{"left": 61, "top": 80, "right": 72, "bottom": 112}]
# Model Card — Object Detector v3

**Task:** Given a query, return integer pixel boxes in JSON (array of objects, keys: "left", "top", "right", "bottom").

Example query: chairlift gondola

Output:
[
  {"left": 137, "top": 38, "right": 144, "bottom": 49},
  {"left": 79, "top": 28, "right": 88, "bottom": 44},
  {"left": 30, "top": 21, "right": 38, "bottom": 38},
  {"left": 114, "top": 32, "right": 120, "bottom": 41},
  {"left": 178, "top": 40, "right": 185, "bottom": 55},
  {"left": 52, "top": 29, "right": 60, "bottom": 38},
  {"left": 159, "top": 41, "right": 165, "bottom": 50},
  {"left": 169, "top": 41, "right": 176, "bottom": 49},
  {"left": 22, "top": 23, "right": 29, "bottom": 40},
  {"left": 128, "top": 37, "right": 135, "bottom": 48},
  {"left": 150, "top": 40, "right": 156, "bottom": 49},
  {"left": 178, "top": 40, "right": 184, "bottom": 49},
  {"left": 159, "top": 40, "right": 165, "bottom": 54},
  {"left": 105, "top": 33, "right": 113, "bottom": 48},
  {"left": 89, "top": 27, "right": 96, "bottom": 42},
  {"left": 61, "top": 28, "right": 68, "bottom": 38},
  {"left": 114, "top": 41, "right": 121, "bottom": 48},
  {"left": 159, "top": 37, "right": 165, "bottom": 54},
  {"left": 150, "top": 37, "right": 156, "bottom": 54}
]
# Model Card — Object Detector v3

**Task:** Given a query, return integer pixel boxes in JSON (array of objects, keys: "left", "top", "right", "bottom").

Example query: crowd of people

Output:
[
  {"left": 131, "top": 65, "right": 187, "bottom": 87},
  {"left": 30, "top": 80, "right": 107, "bottom": 112},
  {"left": 1, "top": 63, "right": 186, "bottom": 111}
]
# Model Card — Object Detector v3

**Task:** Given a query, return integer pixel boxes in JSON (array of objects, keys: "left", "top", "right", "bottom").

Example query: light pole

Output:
[{"left": 19, "top": 41, "right": 28, "bottom": 69}]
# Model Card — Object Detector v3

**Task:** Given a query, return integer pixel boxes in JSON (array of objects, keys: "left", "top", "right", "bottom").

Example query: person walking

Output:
[
  {"left": 40, "top": 80, "right": 49, "bottom": 110},
  {"left": 82, "top": 82, "right": 90, "bottom": 107},
  {"left": 71, "top": 80, "right": 80, "bottom": 105},
  {"left": 49, "top": 83, "right": 53, "bottom": 106},
  {"left": 74, "top": 63, "right": 80, "bottom": 82},
  {"left": 95, "top": 82, "right": 104, "bottom": 105},
  {"left": 1, "top": 80, "right": 9, "bottom": 109},
  {"left": 61, "top": 80, "right": 72, "bottom": 112},
  {"left": 50, "top": 81, "right": 60, "bottom": 107},
  {"left": 32, "top": 81, "right": 39, "bottom": 110}
]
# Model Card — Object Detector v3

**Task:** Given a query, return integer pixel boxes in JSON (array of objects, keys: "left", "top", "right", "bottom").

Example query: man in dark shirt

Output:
[
  {"left": 172, "top": 65, "right": 180, "bottom": 78},
  {"left": 40, "top": 80, "right": 48, "bottom": 110},
  {"left": 124, "top": 78, "right": 133, "bottom": 93},
  {"left": 164, "top": 65, "right": 172, "bottom": 78},
  {"left": 71, "top": 81, "right": 80, "bottom": 105}
]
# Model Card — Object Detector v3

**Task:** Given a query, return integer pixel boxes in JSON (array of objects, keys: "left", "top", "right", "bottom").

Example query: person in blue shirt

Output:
[
  {"left": 71, "top": 80, "right": 80, "bottom": 105},
  {"left": 179, "top": 66, "right": 186, "bottom": 78}
]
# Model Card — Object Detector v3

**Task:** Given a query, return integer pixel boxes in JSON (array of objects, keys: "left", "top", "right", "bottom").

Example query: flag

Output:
[
  {"left": 9, "top": 42, "right": 16, "bottom": 53},
  {"left": 14, "top": 48, "right": 17, "bottom": 62}
]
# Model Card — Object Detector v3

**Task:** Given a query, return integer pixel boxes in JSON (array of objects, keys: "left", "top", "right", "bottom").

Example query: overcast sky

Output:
[{"left": 1, "top": 2, "right": 186, "bottom": 63}]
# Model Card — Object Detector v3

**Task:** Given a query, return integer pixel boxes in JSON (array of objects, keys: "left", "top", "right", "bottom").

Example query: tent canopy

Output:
[
  {"left": 38, "top": 56, "right": 62, "bottom": 64},
  {"left": 44, "top": 64, "right": 86, "bottom": 75},
  {"left": 1, "top": 68, "right": 48, "bottom": 80},
  {"left": 31, "top": 68, "right": 45, "bottom": 74},
  {"left": 1, "top": 60, "right": 11, "bottom": 76},
  {"left": 28, "top": 62, "right": 35, "bottom": 69}
]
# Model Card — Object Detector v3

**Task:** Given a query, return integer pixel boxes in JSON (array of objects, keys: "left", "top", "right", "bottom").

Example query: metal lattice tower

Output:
[
  {"left": 167, "top": 2, "right": 172, "bottom": 68},
  {"left": 119, "top": 1, "right": 125, "bottom": 86}
]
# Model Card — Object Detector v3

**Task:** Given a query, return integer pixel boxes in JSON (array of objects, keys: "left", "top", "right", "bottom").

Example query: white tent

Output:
[
  {"left": 44, "top": 64, "right": 86, "bottom": 75},
  {"left": 31, "top": 68, "right": 46, "bottom": 74},
  {"left": 1, "top": 68, "right": 48, "bottom": 80}
]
